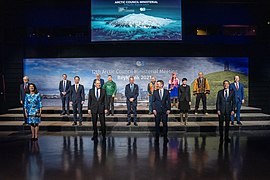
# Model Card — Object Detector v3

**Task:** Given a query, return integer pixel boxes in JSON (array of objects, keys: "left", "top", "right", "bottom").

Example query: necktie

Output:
[
  {"left": 159, "top": 89, "right": 163, "bottom": 99},
  {"left": 131, "top": 84, "right": 134, "bottom": 92},
  {"left": 24, "top": 83, "right": 27, "bottom": 91},
  {"left": 225, "top": 90, "right": 228, "bottom": 100},
  {"left": 76, "top": 85, "right": 78, "bottom": 92},
  {"left": 96, "top": 88, "right": 99, "bottom": 100},
  {"left": 236, "top": 83, "right": 239, "bottom": 90},
  {"left": 63, "top": 81, "right": 66, "bottom": 91}
]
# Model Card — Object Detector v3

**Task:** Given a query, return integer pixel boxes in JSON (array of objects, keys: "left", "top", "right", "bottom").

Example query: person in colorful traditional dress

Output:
[
  {"left": 147, "top": 76, "right": 156, "bottom": 114},
  {"left": 168, "top": 72, "right": 179, "bottom": 108}
]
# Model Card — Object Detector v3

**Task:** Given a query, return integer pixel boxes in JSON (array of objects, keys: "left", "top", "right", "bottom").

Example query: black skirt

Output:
[{"left": 179, "top": 100, "right": 190, "bottom": 111}]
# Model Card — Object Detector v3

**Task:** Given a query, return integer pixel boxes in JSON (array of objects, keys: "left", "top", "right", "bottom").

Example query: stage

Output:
[{"left": 0, "top": 106, "right": 270, "bottom": 132}]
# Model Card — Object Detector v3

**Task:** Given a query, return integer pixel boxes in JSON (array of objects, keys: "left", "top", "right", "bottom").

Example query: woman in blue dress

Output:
[
  {"left": 168, "top": 72, "right": 180, "bottom": 108},
  {"left": 24, "top": 83, "right": 42, "bottom": 141}
]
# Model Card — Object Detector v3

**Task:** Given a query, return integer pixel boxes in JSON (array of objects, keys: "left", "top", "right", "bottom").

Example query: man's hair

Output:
[
  {"left": 23, "top": 76, "right": 29, "bottom": 80},
  {"left": 129, "top": 76, "right": 134, "bottom": 80},
  {"left": 74, "top": 76, "right": 80, "bottom": 79},
  {"left": 157, "top": 80, "right": 164, "bottom": 86},
  {"left": 223, "top": 80, "right": 230, "bottom": 85},
  {"left": 108, "top": 75, "right": 112, "bottom": 77},
  {"left": 62, "top": 74, "right": 67, "bottom": 77}
]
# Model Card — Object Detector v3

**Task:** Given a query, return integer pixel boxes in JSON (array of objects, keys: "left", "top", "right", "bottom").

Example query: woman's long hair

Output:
[{"left": 26, "top": 83, "right": 39, "bottom": 94}]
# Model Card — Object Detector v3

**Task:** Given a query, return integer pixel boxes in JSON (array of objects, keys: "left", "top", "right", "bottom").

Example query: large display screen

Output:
[
  {"left": 91, "top": 0, "right": 182, "bottom": 41},
  {"left": 24, "top": 57, "right": 248, "bottom": 106}
]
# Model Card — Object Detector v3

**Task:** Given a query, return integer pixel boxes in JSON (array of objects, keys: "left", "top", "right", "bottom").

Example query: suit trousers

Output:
[
  {"left": 155, "top": 112, "right": 168, "bottom": 137},
  {"left": 127, "top": 100, "right": 137, "bottom": 122},
  {"left": 61, "top": 95, "right": 70, "bottom": 112},
  {"left": 73, "top": 102, "right": 82, "bottom": 122},
  {"left": 92, "top": 113, "right": 106, "bottom": 137},
  {"left": 219, "top": 113, "right": 230, "bottom": 140},
  {"left": 231, "top": 99, "right": 242, "bottom": 122}
]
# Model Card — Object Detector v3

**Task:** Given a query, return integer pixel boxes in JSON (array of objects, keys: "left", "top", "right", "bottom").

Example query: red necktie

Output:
[{"left": 236, "top": 83, "right": 239, "bottom": 90}]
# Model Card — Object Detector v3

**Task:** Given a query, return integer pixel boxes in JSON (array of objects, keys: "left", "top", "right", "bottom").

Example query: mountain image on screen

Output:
[{"left": 108, "top": 13, "right": 175, "bottom": 28}]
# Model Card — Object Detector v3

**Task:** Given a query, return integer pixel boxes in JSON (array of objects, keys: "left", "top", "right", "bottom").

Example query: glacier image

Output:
[{"left": 91, "top": 13, "right": 182, "bottom": 41}]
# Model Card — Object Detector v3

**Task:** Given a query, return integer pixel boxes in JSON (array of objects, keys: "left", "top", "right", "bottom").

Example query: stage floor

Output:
[{"left": 1, "top": 131, "right": 270, "bottom": 180}]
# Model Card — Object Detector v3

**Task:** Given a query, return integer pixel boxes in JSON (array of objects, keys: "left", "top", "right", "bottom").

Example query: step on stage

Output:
[{"left": 0, "top": 106, "right": 270, "bottom": 132}]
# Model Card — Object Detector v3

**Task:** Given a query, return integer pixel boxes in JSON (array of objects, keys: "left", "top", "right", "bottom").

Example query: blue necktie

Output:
[{"left": 131, "top": 84, "right": 134, "bottom": 92}]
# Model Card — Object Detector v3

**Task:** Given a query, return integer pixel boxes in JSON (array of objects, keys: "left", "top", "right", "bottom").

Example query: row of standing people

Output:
[{"left": 19, "top": 72, "right": 244, "bottom": 143}]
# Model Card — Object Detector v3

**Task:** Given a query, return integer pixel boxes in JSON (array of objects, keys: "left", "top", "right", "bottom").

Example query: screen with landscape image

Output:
[
  {"left": 24, "top": 57, "right": 248, "bottom": 106},
  {"left": 91, "top": 0, "right": 182, "bottom": 41}
]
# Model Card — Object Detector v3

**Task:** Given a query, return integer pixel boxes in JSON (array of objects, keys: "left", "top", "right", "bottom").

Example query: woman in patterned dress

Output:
[
  {"left": 168, "top": 72, "right": 180, "bottom": 108},
  {"left": 24, "top": 83, "right": 42, "bottom": 141}
]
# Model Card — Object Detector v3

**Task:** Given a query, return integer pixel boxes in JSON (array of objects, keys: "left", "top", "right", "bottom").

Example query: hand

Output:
[
  {"left": 231, "top": 111, "right": 235, "bottom": 116},
  {"left": 189, "top": 102, "right": 191, "bottom": 106},
  {"left": 20, "top": 100, "right": 23, "bottom": 104},
  {"left": 217, "top": 111, "right": 221, "bottom": 115},
  {"left": 81, "top": 101, "right": 84, "bottom": 104},
  {"left": 129, "top": 98, "right": 134, "bottom": 102},
  {"left": 63, "top": 92, "right": 66, "bottom": 95},
  {"left": 25, "top": 113, "right": 28, "bottom": 118},
  {"left": 153, "top": 110, "right": 157, "bottom": 116},
  {"left": 112, "top": 95, "right": 115, "bottom": 98},
  {"left": 166, "top": 110, "right": 170, "bottom": 115},
  {"left": 70, "top": 101, "right": 73, "bottom": 106},
  {"left": 242, "top": 99, "right": 245, "bottom": 104},
  {"left": 88, "top": 110, "right": 91, "bottom": 115},
  {"left": 105, "top": 109, "right": 108, "bottom": 114},
  {"left": 206, "top": 93, "right": 209, "bottom": 97}
]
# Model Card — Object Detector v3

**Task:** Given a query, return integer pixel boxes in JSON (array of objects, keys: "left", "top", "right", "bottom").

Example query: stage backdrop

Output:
[{"left": 24, "top": 57, "right": 248, "bottom": 106}]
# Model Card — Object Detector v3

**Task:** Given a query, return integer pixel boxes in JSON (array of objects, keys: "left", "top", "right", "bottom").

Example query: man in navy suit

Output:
[
  {"left": 59, "top": 74, "right": 71, "bottom": 115},
  {"left": 153, "top": 80, "right": 171, "bottom": 143},
  {"left": 125, "top": 76, "right": 139, "bottom": 126},
  {"left": 20, "top": 76, "right": 29, "bottom": 125},
  {"left": 92, "top": 73, "right": 105, "bottom": 90},
  {"left": 88, "top": 79, "right": 108, "bottom": 141},
  {"left": 229, "top": 76, "right": 244, "bottom": 125},
  {"left": 70, "top": 76, "right": 85, "bottom": 126},
  {"left": 216, "top": 80, "right": 235, "bottom": 143}
]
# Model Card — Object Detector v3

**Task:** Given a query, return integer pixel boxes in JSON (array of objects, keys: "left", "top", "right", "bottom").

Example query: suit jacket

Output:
[
  {"left": 125, "top": 83, "right": 139, "bottom": 101},
  {"left": 152, "top": 89, "right": 171, "bottom": 113},
  {"left": 178, "top": 85, "right": 191, "bottom": 102},
  {"left": 88, "top": 88, "right": 108, "bottom": 114},
  {"left": 216, "top": 89, "right": 236, "bottom": 115},
  {"left": 59, "top": 80, "right": 71, "bottom": 97},
  {"left": 92, "top": 79, "right": 105, "bottom": 90},
  {"left": 70, "top": 84, "right": 85, "bottom": 103},
  {"left": 229, "top": 82, "right": 244, "bottom": 101},
  {"left": 20, "top": 83, "right": 28, "bottom": 102}
]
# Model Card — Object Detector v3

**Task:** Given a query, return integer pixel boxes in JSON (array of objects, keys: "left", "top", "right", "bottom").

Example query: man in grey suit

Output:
[
  {"left": 125, "top": 76, "right": 139, "bottom": 126},
  {"left": 19, "top": 76, "right": 29, "bottom": 125},
  {"left": 59, "top": 74, "right": 71, "bottom": 115},
  {"left": 216, "top": 80, "right": 235, "bottom": 143},
  {"left": 70, "top": 76, "right": 85, "bottom": 126}
]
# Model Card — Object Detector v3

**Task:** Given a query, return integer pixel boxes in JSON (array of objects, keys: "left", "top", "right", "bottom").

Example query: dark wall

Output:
[{"left": 0, "top": 0, "right": 270, "bottom": 113}]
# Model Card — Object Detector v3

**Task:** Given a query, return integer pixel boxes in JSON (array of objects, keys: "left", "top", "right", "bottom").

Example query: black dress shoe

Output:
[
  {"left": 31, "top": 138, "right": 35, "bottom": 141},
  {"left": 231, "top": 121, "right": 234, "bottom": 125},
  {"left": 79, "top": 122, "right": 82, "bottom": 126},
  {"left": 67, "top": 112, "right": 70, "bottom": 116},
  {"left": 72, "top": 122, "right": 77, "bottom": 126},
  {"left": 164, "top": 137, "right": 169, "bottom": 143},
  {"left": 126, "top": 122, "right": 131, "bottom": 126},
  {"left": 225, "top": 138, "right": 231, "bottom": 143},
  {"left": 91, "top": 136, "right": 98, "bottom": 141},
  {"left": 134, "top": 122, "right": 138, "bottom": 126},
  {"left": 237, "top": 122, "right": 242, "bottom": 125}
]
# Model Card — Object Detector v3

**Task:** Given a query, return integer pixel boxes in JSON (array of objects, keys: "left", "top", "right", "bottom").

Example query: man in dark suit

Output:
[
  {"left": 20, "top": 76, "right": 29, "bottom": 125},
  {"left": 153, "top": 80, "right": 171, "bottom": 143},
  {"left": 59, "top": 74, "right": 71, "bottom": 115},
  {"left": 92, "top": 73, "right": 105, "bottom": 90},
  {"left": 216, "top": 80, "right": 235, "bottom": 143},
  {"left": 70, "top": 76, "right": 85, "bottom": 126},
  {"left": 125, "top": 76, "right": 139, "bottom": 126},
  {"left": 229, "top": 75, "right": 244, "bottom": 125},
  {"left": 88, "top": 79, "right": 108, "bottom": 141}
]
